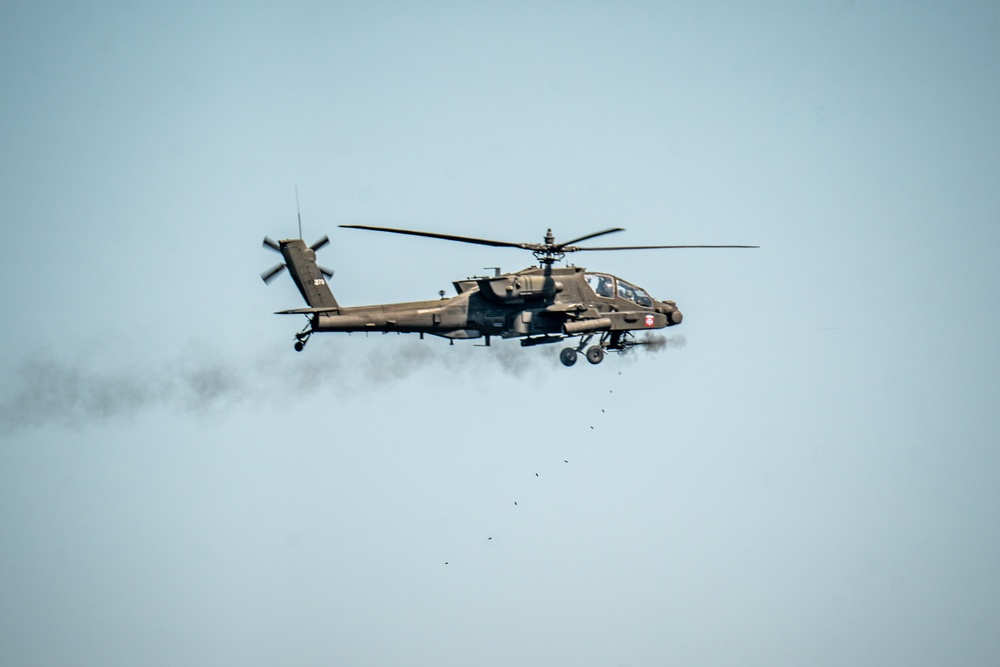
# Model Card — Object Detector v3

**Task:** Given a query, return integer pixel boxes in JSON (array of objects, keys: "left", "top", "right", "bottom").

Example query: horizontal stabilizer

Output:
[{"left": 275, "top": 306, "right": 342, "bottom": 315}]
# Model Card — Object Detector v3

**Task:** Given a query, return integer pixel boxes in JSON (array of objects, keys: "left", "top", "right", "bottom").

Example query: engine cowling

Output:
[{"left": 479, "top": 275, "right": 563, "bottom": 302}]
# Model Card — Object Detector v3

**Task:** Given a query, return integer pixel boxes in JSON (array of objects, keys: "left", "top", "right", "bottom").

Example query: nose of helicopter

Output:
[{"left": 656, "top": 300, "right": 683, "bottom": 325}]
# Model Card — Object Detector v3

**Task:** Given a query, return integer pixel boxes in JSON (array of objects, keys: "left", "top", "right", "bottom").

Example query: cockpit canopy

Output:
[
  {"left": 584, "top": 273, "right": 653, "bottom": 307},
  {"left": 584, "top": 273, "right": 614, "bottom": 298}
]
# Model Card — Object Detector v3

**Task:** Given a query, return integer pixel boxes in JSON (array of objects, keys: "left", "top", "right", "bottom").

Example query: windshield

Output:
[{"left": 616, "top": 279, "right": 653, "bottom": 307}]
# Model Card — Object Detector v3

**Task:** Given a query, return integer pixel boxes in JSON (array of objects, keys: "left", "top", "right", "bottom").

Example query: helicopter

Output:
[{"left": 261, "top": 225, "right": 757, "bottom": 367}]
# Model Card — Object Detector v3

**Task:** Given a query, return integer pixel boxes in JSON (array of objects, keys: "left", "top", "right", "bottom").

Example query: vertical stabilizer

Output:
[{"left": 279, "top": 238, "right": 339, "bottom": 310}]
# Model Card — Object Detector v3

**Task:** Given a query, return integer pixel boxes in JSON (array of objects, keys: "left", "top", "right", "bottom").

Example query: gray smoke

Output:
[
  {"left": 0, "top": 356, "right": 251, "bottom": 433},
  {"left": 0, "top": 337, "right": 547, "bottom": 434},
  {"left": 0, "top": 331, "right": 686, "bottom": 434}
]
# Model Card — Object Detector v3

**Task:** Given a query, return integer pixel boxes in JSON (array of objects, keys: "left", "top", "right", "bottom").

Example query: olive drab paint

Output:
[{"left": 261, "top": 226, "right": 756, "bottom": 365}]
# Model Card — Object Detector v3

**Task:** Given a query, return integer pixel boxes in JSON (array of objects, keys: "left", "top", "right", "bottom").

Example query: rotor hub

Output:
[{"left": 533, "top": 248, "right": 565, "bottom": 265}]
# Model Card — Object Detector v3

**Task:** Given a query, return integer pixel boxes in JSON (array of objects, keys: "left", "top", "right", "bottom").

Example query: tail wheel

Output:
[
  {"left": 559, "top": 347, "right": 578, "bottom": 367},
  {"left": 294, "top": 329, "right": 311, "bottom": 352},
  {"left": 585, "top": 345, "right": 605, "bottom": 365}
]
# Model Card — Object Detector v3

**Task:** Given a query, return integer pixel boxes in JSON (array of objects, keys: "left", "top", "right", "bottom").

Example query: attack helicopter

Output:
[{"left": 261, "top": 225, "right": 756, "bottom": 366}]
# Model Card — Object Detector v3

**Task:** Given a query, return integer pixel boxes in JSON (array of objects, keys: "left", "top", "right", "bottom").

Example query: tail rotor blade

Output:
[
  {"left": 263, "top": 236, "right": 281, "bottom": 253},
  {"left": 318, "top": 265, "right": 335, "bottom": 279},
  {"left": 261, "top": 263, "right": 287, "bottom": 284},
  {"left": 310, "top": 235, "right": 330, "bottom": 252}
]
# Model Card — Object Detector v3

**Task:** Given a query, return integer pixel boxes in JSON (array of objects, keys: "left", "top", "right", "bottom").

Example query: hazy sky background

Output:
[{"left": 2, "top": 2, "right": 998, "bottom": 665}]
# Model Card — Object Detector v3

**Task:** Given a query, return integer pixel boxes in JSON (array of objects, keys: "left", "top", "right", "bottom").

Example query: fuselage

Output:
[{"left": 313, "top": 265, "right": 682, "bottom": 340}]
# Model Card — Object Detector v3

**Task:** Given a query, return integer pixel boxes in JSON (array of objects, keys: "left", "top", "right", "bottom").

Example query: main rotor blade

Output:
[
  {"left": 573, "top": 244, "right": 760, "bottom": 251},
  {"left": 261, "top": 263, "right": 287, "bottom": 284},
  {"left": 559, "top": 228, "right": 625, "bottom": 248},
  {"left": 310, "top": 235, "right": 330, "bottom": 252},
  {"left": 339, "top": 224, "right": 529, "bottom": 249},
  {"left": 263, "top": 236, "right": 281, "bottom": 253}
]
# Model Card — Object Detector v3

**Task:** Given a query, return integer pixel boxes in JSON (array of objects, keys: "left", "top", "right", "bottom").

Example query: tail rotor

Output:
[
  {"left": 260, "top": 237, "right": 286, "bottom": 284},
  {"left": 260, "top": 235, "right": 334, "bottom": 284}
]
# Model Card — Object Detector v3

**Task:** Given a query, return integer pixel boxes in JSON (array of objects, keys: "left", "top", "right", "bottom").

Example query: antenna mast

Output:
[{"left": 295, "top": 185, "right": 303, "bottom": 239}]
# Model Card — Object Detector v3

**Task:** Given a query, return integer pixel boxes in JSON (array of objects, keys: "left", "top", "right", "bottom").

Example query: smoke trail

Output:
[
  {"left": 0, "top": 329, "right": 686, "bottom": 434},
  {"left": 0, "top": 355, "right": 251, "bottom": 433},
  {"left": 0, "top": 337, "right": 549, "bottom": 434}
]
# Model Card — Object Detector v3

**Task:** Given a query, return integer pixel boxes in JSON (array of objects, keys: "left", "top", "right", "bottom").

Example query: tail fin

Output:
[
  {"left": 280, "top": 238, "right": 338, "bottom": 310},
  {"left": 261, "top": 236, "right": 339, "bottom": 311}
]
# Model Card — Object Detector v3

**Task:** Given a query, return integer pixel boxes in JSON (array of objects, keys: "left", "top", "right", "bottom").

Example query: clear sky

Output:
[{"left": 2, "top": 1, "right": 999, "bottom": 665}]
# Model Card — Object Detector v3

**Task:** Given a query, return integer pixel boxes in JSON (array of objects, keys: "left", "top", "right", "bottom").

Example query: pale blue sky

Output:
[{"left": 2, "top": 2, "right": 999, "bottom": 665}]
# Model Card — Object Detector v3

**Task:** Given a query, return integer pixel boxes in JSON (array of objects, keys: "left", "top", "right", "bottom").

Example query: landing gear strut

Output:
[{"left": 294, "top": 323, "right": 312, "bottom": 352}]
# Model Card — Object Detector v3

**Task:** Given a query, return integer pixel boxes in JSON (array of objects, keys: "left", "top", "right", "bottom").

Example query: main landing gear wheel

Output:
[
  {"left": 585, "top": 345, "right": 605, "bottom": 365},
  {"left": 294, "top": 341, "right": 305, "bottom": 352},
  {"left": 559, "top": 347, "right": 578, "bottom": 367}
]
